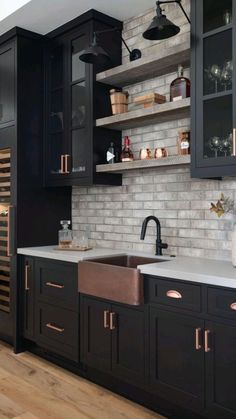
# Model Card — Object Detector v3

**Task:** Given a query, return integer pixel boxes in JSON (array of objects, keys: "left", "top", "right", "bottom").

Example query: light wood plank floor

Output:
[{"left": 0, "top": 341, "right": 166, "bottom": 419}]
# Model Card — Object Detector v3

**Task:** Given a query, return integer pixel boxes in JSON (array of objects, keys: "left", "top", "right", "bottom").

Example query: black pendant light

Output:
[
  {"left": 79, "top": 28, "right": 141, "bottom": 65},
  {"left": 143, "top": 0, "right": 190, "bottom": 41},
  {"left": 80, "top": 33, "right": 110, "bottom": 65}
]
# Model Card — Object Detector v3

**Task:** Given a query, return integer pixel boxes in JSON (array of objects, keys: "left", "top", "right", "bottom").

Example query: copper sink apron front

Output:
[{"left": 78, "top": 260, "right": 144, "bottom": 305}]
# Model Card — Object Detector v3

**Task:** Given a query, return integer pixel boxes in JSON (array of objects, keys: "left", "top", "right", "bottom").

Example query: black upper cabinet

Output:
[
  {"left": 0, "top": 42, "right": 15, "bottom": 127},
  {"left": 191, "top": 0, "right": 236, "bottom": 178},
  {"left": 45, "top": 10, "right": 122, "bottom": 187}
]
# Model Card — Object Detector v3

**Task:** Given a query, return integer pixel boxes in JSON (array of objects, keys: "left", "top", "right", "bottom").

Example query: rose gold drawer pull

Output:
[
  {"left": 60, "top": 154, "right": 65, "bottom": 174},
  {"left": 64, "top": 154, "right": 70, "bottom": 174},
  {"left": 103, "top": 310, "right": 110, "bottom": 329},
  {"left": 46, "top": 282, "right": 65, "bottom": 289},
  {"left": 166, "top": 290, "right": 182, "bottom": 299},
  {"left": 204, "top": 329, "right": 211, "bottom": 353},
  {"left": 232, "top": 128, "right": 236, "bottom": 156},
  {"left": 25, "top": 264, "right": 30, "bottom": 291},
  {"left": 7, "top": 205, "right": 13, "bottom": 257},
  {"left": 195, "top": 328, "right": 202, "bottom": 350},
  {"left": 46, "top": 323, "right": 64, "bottom": 333},
  {"left": 230, "top": 302, "right": 236, "bottom": 310},
  {"left": 110, "top": 312, "right": 116, "bottom": 330}
]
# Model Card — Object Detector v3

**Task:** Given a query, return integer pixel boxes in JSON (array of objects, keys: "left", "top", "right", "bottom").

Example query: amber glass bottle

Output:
[
  {"left": 121, "top": 136, "right": 134, "bottom": 162},
  {"left": 170, "top": 65, "right": 190, "bottom": 102}
]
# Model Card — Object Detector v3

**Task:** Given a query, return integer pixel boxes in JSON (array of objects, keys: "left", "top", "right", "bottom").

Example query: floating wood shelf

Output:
[
  {"left": 96, "top": 155, "right": 190, "bottom": 173},
  {"left": 96, "top": 43, "right": 190, "bottom": 87},
  {"left": 96, "top": 98, "right": 190, "bottom": 130}
]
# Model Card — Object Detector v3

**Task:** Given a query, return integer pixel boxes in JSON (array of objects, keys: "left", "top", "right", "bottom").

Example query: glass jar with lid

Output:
[{"left": 58, "top": 220, "right": 72, "bottom": 248}]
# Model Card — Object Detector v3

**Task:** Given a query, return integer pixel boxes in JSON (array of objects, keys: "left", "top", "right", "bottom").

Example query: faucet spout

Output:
[{"left": 140, "top": 216, "right": 168, "bottom": 256}]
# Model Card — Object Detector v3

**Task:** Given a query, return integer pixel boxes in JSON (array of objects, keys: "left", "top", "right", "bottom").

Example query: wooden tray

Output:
[
  {"left": 133, "top": 93, "right": 166, "bottom": 108},
  {"left": 54, "top": 246, "right": 92, "bottom": 251}
]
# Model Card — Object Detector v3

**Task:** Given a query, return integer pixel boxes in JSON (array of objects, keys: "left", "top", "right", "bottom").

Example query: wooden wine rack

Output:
[{"left": 0, "top": 149, "right": 11, "bottom": 313}]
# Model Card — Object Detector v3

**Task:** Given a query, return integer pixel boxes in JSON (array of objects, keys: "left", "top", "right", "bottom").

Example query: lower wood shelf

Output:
[{"left": 96, "top": 155, "right": 190, "bottom": 173}]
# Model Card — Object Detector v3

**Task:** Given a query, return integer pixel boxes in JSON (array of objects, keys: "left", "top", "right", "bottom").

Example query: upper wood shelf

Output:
[
  {"left": 96, "top": 42, "right": 190, "bottom": 87},
  {"left": 96, "top": 155, "right": 190, "bottom": 173},
  {"left": 96, "top": 98, "right": 190, "bottom": 130}
]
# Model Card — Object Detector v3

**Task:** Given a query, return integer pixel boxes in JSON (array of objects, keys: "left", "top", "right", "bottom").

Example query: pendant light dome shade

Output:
[
  {"left": 142, "top": 0, "right": 190, "bottom": 41},
  {"left": 79, "top": 34, "right": 110, "bottom": 65},
  {"left": 143, "top": 13, "right": 180, "bottom": 40}
]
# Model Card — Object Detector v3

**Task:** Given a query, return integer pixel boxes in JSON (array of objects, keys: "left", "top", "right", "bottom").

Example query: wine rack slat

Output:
[
  {"left": 0, "top": 227, "right": 8, "bottom": 232},
  {"left": 0, "top": 256, "right": 10, "bottom": 262},
  {"left": 0, "top": 284, "right": 9, "bottom": 292},
  {"left": 0, "top": 303, "right": 9, "bottom": 313},
  {"left": 0, "top": 294, "right": 10, "bottom": 303},
  {"left": 0, "top": 275, "right": 10, "bottom": 282},
  {"left": 0, "top": 237, "right": 7, "bottom": 242},
  {"left": 0, "top": 192, "right": 10, "bottom": 197},
  {"left": 0, "top": 217, "right": 8, "bottom": 222},
  {"left": 0, "top": 153, "right": 10, "bottom": 160}
]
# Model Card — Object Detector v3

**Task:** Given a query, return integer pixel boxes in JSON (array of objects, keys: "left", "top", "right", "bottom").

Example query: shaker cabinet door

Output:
[
  {"left": 149, "top": 308, "right": 205, "bottom": 412},
  {"left": 0, "top": 41, "right": 15, "bottom": 128}
]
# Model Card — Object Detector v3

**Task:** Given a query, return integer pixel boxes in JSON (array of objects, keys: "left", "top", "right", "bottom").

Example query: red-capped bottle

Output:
[{"left": 121, "top": 136, "right": 134, "bottom": 162}]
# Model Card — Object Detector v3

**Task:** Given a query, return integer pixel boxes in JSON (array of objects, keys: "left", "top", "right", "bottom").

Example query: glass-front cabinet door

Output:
[
  {"left": 45, "top": 44, "right": 67, "bottom": 181},
  {"left": 192, "top": 0, "right": 236, "bottom": 177},
  {"left": 68, "top": 31, "right": 91, "bottom": 180}
]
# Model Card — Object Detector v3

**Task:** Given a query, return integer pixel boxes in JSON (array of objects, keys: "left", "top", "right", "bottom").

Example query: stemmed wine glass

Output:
[
  {"left": 220, "top": 133, "right": 232, "bottom": 157},
  {"left": 221, "top": 60, "right": 233, "bottom": 90},
  {"left": 209, "top": 136, "right": 221, "bottom": 158}
]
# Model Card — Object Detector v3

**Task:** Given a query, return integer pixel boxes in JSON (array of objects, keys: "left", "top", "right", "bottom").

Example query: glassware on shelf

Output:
[
  {"left": 220, "top": 133, "right": 232, "bottom": 156},
  {"left": 221, "top": 60, "right": 233, "bottom": 90},
  {"left": 139, "top": 148, "right": 152, "bottom": 160},
  {"left": 223, "top": 9, "right": 232, "bottom": 25},
  {"left": 209, "top": 64, "right": 222, "bottom": 93},
  {"left": 208, "top": 136, "right": 221, "bottom": 158}
]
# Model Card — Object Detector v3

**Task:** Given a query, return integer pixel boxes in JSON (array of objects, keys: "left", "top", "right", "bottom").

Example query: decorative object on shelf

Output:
[
  {"left": 139, "top": 148, "right": 152, "bottom": 160},
  {"left": 58, "top": 220, "right": 72, "bottom": 248},
  {"left": 142, "top": 0, "right": 190, "bottom": 41},
  {"left": 72, "top": 226, "right": 90, "bottom": 249},
  {"left": 177, "top": 130, "right": 190, "bottom": 155},
  {"left": 121, "top": 136, "right": 134, "bottom": 162},
  {"left": 80, "top": 30, "right": 141, "bottom": 65},
  {"left": 110, "top": 89, "right": 129, "bottom": 114},
  {"left": 210, "top": 193, "right": 236, "bottom": 267},
  {"left": 154, "top": 148, "right": 168, "bottom": 158},
  {"left": 133, "top": 93, "right": 166, "bottom": 108},
  {"left": 170, "top": 64, "right": 190, "bottom": 102},
  {"left": 204, "top": 61, "right": 233, "bottom": 94}
]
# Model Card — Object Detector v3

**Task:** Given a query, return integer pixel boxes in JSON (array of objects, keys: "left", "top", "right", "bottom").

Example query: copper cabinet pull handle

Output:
[
  {"left": 103, "top": 310, "right": 110, "bottom": 329},
  {"left": 204, "top": 330, "right": 211, "bottom": 353},
  {"left": 25, "top": 264, "right": 30, "bottom": 291},
  {"left": 230, "top": 302, "right": 236, "bottom": 310},
  {"left": 166, "top": 290, "right": 182, "bottom": 299},
  {"left": 195, "top": 328, "right": 202, "bottom": 350},
  {"left": 232, "top": 128, "right": 236, "bottom": 156},
  {"left": 110, "top": 312, "right": 116, "bottom": 330},
  {"left": 46, "top": 282, "right": 64, "bottom": 289},
  {"left": 46, "top": 323, "right": 64, "bottom": 333},
  {"left": 64, "top": 154, "right": 70, "bottom": 174},
  {"left": 7, "top": 205, "right": 13, "bottom": 257},
  {"left": 60, "top": 154, "right": 65, "bottom": 174}
]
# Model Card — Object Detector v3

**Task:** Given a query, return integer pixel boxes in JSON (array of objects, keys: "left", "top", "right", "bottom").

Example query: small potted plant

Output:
[{"left": 210, "top": 193, "right": 236, "bottom": 266}]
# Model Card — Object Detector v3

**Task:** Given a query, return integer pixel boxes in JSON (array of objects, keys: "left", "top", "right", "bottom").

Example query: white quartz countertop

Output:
[
  {"left": 17, "top": 246, "right": 168, "bottom": 264},
  {"left": 17, "top": 246, "right": 236, "bottom": 289},
  {"left": 138, "top": 256, "right": 236, "bottom": 288}
]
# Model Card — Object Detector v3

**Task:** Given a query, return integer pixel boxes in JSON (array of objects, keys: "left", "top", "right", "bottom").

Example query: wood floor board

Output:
[{"left": 0, "top": 341, "right": 165, "bottom": 419}]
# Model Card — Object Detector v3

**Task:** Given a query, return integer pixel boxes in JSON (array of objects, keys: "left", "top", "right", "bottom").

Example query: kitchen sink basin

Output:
[{"left": 78, "top": 255, "right": 165, "bottom": 306}]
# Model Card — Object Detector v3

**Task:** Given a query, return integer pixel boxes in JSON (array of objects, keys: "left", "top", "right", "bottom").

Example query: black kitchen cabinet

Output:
[
  {"left": 80, "top": 295, "right": 147, "bottom": 386},
  {"left": 191, "top": 0, "right": 236, "bottom": 178},
  {"left": 149, "top": 308, "right": 205, "bottom": 412},
  {"left": 44, "top": 10, "right": 122, "bottom": 187},
  {"left": 205, "top": 321, "right": 236, "bottom": 419},
  {"left": 0, "top": 28, "right": 71, "bottom": 347},
  {"left": 23, "top": 257, "right": 35, "bottom": 340}
]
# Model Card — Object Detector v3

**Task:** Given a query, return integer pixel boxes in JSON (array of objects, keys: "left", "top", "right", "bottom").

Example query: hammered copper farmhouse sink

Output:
[{"left": 78, "top": 255, "right": 165, "bottom": 305}]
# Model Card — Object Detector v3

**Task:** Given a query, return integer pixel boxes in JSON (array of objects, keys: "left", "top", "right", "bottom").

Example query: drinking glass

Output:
[
  {"left": 221, "top": 60, "right": 233, "bottom": 90},
  {"left": 220, "top": 134, "right": 232, "bottom": 156},
  {"left": 209, "top": 136, "right": 221, "bottom": 158}
]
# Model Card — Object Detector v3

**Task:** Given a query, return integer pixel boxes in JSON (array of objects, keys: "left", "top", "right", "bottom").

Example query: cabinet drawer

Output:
[
  {"left": 36, "top": 303, "right": 78, "bottom": 362},
  {"left": 35, "top": 259, "right": 78, "bottom": 310},
  {"left": 146, "top": 276, "right": 201, "bottom": 312},
  {"left": 208, "top": 287, "right": 236, "bottom": 320}
]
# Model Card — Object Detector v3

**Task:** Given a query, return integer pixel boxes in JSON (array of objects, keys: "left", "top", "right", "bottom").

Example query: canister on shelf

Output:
[{"left": 177, "top": 131, "right": 190, "bottom": 155}]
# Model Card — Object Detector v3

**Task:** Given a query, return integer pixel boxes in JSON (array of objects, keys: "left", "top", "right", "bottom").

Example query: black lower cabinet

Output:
[
  {"left": 80, "top": 295, "right": 147, "bottom": 386},
  {"left": 205, "top": 321, "right": 236, "bottom": 419},
  {"left": 149, "top": 308, "right": 205, "bottom": 413}
]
